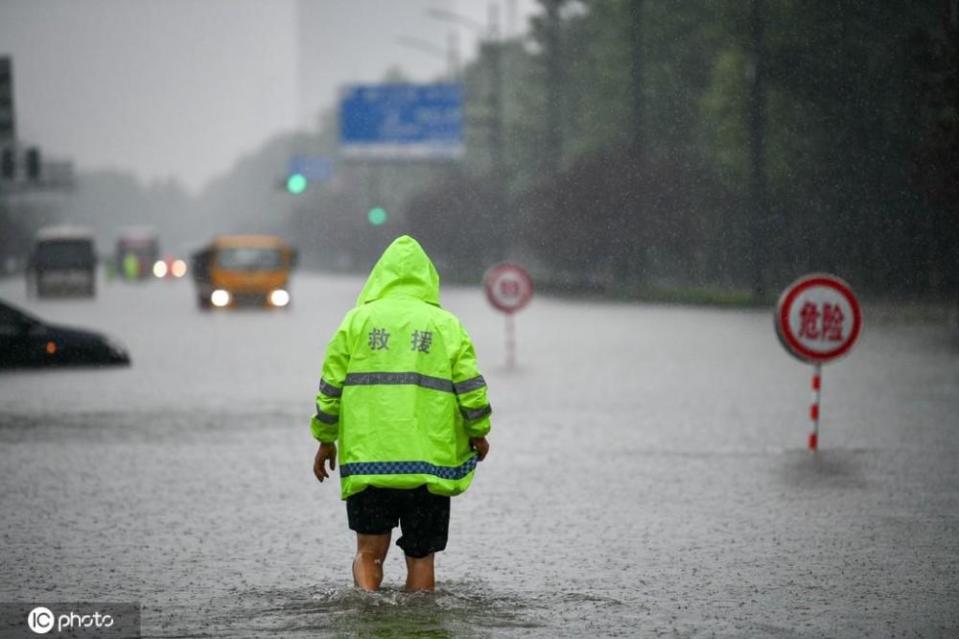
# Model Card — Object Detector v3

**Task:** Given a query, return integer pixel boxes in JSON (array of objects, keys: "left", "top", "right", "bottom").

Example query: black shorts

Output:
[{"left": 346, "top": 485, "right": 450, "bottom": 558}]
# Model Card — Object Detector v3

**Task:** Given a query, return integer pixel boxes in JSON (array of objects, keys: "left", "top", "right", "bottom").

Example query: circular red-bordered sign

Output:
[
  {"left": 776, "top": 273, "right": 862, "bottom": 363},
  {"left": 484, "top": 263, "right": 533, "bottom": 314}
]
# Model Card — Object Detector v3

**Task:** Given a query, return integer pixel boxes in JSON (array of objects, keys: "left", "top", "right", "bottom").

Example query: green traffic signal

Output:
[
  {"left": 286, "top": 173, "right": 308, "bottom": 195},
  {"left": 368, "top": 206, "right": 388, "bottom": 226}
]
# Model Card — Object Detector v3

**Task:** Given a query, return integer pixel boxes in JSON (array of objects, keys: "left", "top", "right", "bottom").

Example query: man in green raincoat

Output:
[{"left": 311, "top": 235, "right": 492, "bottom": 592}]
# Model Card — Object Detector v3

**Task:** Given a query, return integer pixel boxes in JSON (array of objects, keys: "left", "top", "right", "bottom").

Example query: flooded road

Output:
[{"left": 1, "top": 272, "right": 958, "bottom": 637}]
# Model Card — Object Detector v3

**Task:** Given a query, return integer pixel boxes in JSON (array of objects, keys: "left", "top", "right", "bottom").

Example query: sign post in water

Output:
[
  {"left": 484, "top": 263, "right": 533, "bottom": 369},
  {"left": 775, "top": 274, "right": 863, "bottom": 451}
]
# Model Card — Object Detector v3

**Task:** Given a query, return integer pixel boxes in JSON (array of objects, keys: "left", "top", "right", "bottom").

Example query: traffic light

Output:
[
  {"left": 368, "top": 206, "right": 388, "bottom": 226},
  {"left": 0, "top": 57, "right": 15, "bottom": 142},
  {"left": 25, "top": 147, "right": 40, "bottom": 180},
  {"left": 286, "top": 172, "right": 308, "bottom": 195},
  {"left": 1, "top": 147, "right": 13, "bottom": 179}
]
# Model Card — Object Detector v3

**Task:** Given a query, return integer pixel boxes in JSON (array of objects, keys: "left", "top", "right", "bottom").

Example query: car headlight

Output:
[
  {"left": 211, "top": 289, "right": 231, "bottom": 307},
  {"left": 269, "top": 289, "right": 290, "bottom": 307}
]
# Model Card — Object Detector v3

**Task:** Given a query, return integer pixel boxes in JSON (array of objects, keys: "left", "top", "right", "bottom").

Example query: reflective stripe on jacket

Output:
[{"left": 310, "top": 235, "right": 491, "bottom": 499}]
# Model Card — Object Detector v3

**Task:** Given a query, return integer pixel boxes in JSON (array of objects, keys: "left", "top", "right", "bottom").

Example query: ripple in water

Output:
[{"left": 148, "top": 581, "right": 628, "bottom": 638}]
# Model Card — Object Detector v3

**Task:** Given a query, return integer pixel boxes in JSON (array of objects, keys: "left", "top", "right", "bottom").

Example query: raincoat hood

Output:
[{"left": 356, "top": 235, "right": 440, "bottom": 306}]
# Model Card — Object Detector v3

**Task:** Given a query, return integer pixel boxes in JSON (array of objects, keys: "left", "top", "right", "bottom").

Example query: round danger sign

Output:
[
  {"left": 484, "top": 263, "right": 533, "bottom": 314},
  {"left": 776, "top": 273, "right": 862, "bottom": 363}
]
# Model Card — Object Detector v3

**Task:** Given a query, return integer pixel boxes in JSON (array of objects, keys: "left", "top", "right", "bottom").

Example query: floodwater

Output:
[{"left": 1, "top": 271, "right": 958, "bottom": 637}]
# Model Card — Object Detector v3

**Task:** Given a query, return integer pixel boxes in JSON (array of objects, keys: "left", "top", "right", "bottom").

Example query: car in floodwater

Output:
[
  {"left": 0, "top": 299, "right": 130, "bottom": 368},
  {"left": 190, "top": 235, "right": 296, "bottom": 310}
]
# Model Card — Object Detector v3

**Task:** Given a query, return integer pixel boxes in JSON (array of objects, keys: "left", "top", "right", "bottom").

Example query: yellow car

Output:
[{"left": 190, "top": 235, "right": 297, "bottom": 310}]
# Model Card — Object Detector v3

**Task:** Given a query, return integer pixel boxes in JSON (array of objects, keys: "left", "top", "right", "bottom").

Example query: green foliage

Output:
[
  {"left": 699, "top": 47, "right": 750, "bottom": 188},
  {"left": 456, "top": 0, "right": 956, "bottom": 298}
]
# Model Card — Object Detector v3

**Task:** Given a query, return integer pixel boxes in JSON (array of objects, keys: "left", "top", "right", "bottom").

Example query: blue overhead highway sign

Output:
[{"left": 339, "top": 83, "right": 464, "bottom": 160}]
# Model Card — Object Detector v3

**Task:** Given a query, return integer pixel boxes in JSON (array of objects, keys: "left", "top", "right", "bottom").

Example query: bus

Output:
[
  {"left": 191, "top": 235, "right": 297, "bottom": 310},
  {"left": 27, "top": 226, "right": 97, "bottom": 298},
  {"left": 115, "top": 227, "right": 159, "bottom": 281}
]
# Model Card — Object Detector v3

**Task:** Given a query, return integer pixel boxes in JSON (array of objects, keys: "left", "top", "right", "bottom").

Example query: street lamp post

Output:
[
  {"left": 427, "top": 4, "right": 509, "bottom": 257},
  {"left": 427, "top": 4, "right": 504, "bottom": 181},
  {"left": 394, "top": 33, "right": 461, "bottom": 81}
]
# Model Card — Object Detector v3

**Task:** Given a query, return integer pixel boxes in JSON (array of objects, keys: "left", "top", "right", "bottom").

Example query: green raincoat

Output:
[{"left": 310, "top": 236, "right": 492, "bottom": 499}]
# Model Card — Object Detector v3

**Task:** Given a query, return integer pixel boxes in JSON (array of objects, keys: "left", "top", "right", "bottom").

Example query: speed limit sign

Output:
[
  {"left": 483, "top": 263, "right": 533, "bottom": 369},
  {"left": 484, "top": 263, "right": 533, "bottom": 314}
]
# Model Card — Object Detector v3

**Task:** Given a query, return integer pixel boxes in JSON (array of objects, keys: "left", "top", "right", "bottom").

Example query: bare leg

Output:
[
  {"left": 354, "top": 533, "right": 391, "bottom": 591},
  {"left": 404, "top": 553, "right": 435, "bottom": 592}
]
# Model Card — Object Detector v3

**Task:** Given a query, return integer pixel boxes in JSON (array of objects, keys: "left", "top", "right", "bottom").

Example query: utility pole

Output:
[
  {"left": 485, "top": 4, "right": 509, "bottom": 258},
  {"left": 427, "top": 5, "right": 509, "bottom": 259},
  {"left": 748, "top": 0, "right": 768, "bottom": 301},
  {"left": 543, "top": 0, "right": 563, "bottom": 176},
  {"left": 629, "top": 0, "right": 644, "bottom": 153},
  {"left": 424, "top": 6, "right": 504, "bottom": 176},
  {"left": 486, "top": 3, "right": 504, "bottom": 188},
  {"left": 447, "top": 31, "right": 461, "bottom": 81},
  {"left": 394, "top": 34, "right": 461, "bottom": 82},
  {"left": 621, "top": 0, "right": 646, "bottom": 285}
]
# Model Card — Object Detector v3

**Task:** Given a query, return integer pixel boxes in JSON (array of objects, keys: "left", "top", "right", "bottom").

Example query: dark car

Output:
[{"left": 0, "top": 299, "right": 130, "bottom": 368}]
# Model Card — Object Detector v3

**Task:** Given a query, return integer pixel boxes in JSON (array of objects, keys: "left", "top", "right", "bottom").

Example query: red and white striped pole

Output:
[
  {"left": 809, "top": 362, "right": 822, "bottom": 451},
  {"left": 505, "top": 314, "right": 516, "bottom": 369}
]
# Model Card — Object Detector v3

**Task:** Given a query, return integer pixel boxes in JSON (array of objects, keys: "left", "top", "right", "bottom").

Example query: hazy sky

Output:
[{"left": 1, "top": 0, "right": 538, "bottom": 193}]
